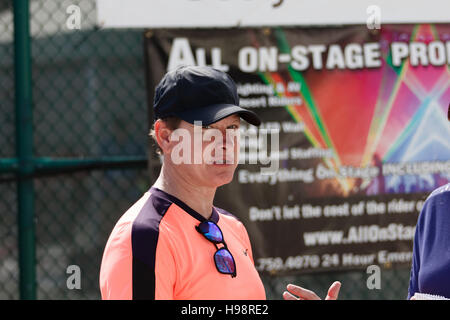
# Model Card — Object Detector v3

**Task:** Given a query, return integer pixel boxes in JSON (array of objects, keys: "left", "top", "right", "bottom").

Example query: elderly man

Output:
[{"left": 99, "top": 65, "right": 340, "bottom": 300}]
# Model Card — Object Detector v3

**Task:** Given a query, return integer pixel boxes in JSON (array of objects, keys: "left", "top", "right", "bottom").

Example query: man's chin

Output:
[{"left": 205, "top": 170, "right": 235, "bottom": 188}]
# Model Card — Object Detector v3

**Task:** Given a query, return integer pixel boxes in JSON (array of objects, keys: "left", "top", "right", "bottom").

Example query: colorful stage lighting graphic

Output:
[{"left": 260, "top": 24, "right": 450, "bottom": 196}]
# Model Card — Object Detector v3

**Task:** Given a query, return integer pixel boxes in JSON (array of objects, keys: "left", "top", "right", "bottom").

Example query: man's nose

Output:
[{"left": 224, "top": 129, "right": 239, "bottom": 147}]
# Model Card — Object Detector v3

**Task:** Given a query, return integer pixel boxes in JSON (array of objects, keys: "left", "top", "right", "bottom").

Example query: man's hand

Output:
[{"left": 282, "top": 281, "right": 341, "bottom": 300}]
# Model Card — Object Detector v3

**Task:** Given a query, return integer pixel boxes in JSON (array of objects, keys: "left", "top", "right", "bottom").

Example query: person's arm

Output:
[
  {"left": 407, "top": 194, "right": 433, "bottom": 300},
  {"left": 407, "top": 216, "right": 422, "bottom": 300}
]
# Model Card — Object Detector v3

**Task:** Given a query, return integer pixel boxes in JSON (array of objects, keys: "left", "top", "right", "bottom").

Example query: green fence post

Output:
[{"left": 13, "top": 0, "right": 36, "bottom": 300}]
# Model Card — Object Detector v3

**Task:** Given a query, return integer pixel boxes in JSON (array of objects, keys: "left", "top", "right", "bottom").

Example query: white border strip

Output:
[{"left": 96, "top": 0, "right": 450, "bottom": 28}]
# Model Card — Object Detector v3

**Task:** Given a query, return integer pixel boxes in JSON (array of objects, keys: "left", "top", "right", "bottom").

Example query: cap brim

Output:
[{"left": 176, "top": 104, "right": 261, "bottom": 126}]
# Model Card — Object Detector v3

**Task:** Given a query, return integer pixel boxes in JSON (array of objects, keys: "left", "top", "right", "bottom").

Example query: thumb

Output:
[{"left": 325, "top": 281, "right": 341, "bottom": 300}]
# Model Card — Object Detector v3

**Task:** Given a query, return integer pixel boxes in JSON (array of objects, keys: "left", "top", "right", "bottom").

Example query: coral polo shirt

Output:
[{"left": 99, "top": 187, "right": 266, "bottom": 300}]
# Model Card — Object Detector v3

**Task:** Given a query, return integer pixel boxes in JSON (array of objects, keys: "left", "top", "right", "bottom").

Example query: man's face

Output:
[{"left": 166, "top": 114, "right": 241, "bottom": 188}]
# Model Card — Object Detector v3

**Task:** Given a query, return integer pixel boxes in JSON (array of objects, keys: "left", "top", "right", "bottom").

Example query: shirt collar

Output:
[{"left": 149, "top": 187, "right": 219, "bottom": 223}]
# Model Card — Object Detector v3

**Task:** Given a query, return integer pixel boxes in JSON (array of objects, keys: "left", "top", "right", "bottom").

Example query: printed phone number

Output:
[{"left": 256, "top": 254, "right": 339, "bottom": 272}]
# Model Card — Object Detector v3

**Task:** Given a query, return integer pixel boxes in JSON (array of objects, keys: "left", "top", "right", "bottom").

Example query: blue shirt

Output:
[{"left": 408, "top": 183, "right": 450, "bottom": 299}]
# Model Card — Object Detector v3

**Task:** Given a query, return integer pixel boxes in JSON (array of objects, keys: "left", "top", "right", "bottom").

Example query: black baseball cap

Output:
[{"left": 153, "top": 65, "right": 261, "bottom": 126}]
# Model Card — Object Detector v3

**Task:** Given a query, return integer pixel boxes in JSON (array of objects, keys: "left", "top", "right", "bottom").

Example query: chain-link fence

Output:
[
  {"left": 1, "top": 0, "right": 412, "bottom": 300},
  {"left": 1, "top": 0, "right": 18, "bottom": 300},
  {"left": 1, "top": 0, "right": 150, "bottom": 299}
]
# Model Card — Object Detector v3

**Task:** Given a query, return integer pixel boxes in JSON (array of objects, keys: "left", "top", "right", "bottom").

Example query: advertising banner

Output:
[{"left": 144, "top": 24, "right": 450, "bottom": 275}]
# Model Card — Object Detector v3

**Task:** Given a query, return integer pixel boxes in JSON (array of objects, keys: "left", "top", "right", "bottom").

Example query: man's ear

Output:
[{"left": 154, "top": 119, "right": 173, "bottom": 154}]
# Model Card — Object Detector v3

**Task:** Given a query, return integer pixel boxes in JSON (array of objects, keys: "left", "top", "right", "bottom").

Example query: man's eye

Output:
[
  {"left": 228, "top": 124, "right": 239, "bottom": 130},
  {"left": 202, "top": 125, "right": 212, "bottom": 130}
]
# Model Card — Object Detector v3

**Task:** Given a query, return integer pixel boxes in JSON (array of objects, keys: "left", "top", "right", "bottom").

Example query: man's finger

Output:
[
  {"left": 282, "top": 291, "right": 299, "bottom": 300},
  {"left": 286, "top": 284, "right": 320, "bottom": 300},
  {"left": 325, "top": 281, "right": 341, "bottom": 300}
]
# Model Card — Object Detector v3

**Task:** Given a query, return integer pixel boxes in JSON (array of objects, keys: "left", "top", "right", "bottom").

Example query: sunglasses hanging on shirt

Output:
[{"left": 196, "top": 220, "right": 237, "bottom": 278}]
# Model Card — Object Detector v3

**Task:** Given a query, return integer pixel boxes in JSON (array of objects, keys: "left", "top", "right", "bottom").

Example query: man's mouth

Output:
[
  {"left": 210, "top": 157, "right": 236, "bottom": 165},
  {"left": 212, "top": 160, "right": 233, "bottom": 165}
]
